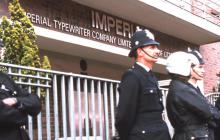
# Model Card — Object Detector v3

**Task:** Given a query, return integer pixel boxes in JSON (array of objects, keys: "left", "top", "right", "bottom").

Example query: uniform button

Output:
[
  {"left": 160, "top": 98, "right": 162, "bottom": 101},
  {"left": 191, "top": 136, "right": 195, "bottom": 140},
  {"left": 150, "top": 90, "right": 153, "bottom": 93},
  {"left": 205, "top": 135, "right": 208, "bottom": 137},
  {"left": 142, "top": 130, "right": 146, "bottom": 134}
]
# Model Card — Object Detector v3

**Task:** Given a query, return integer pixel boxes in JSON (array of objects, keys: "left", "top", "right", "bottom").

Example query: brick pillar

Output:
[{"left": 200, "top": 42, "right": 220, "bottom": 94}]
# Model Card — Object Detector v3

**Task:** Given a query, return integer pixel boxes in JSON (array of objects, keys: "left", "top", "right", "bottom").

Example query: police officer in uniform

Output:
[
  {"left": 0, "top": 71, "right": 41, "bottom": 140},
  {"left": 166, "top": 51, "right": 220, "bottom": 140},
  {"left": 115, "top": 29, "right": 171, "bottom": 140}
]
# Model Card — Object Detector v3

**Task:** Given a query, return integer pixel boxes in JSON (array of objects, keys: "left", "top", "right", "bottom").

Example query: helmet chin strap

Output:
[
  {"left": 141, "top": 48, "right": 158, "bottom": 59},
  {"left": 192, "top": 68, "right": 203, "bottom": 79}
]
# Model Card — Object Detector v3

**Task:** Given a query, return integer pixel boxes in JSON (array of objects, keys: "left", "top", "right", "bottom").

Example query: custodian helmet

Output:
[{"left": 129, "top": 29, "right": 160, "bottom": 57}]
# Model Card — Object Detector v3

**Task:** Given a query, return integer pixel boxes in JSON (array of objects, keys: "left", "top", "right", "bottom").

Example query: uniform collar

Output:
[
  {"left": 133, "top": 63, "right": 159, "bottom": 87},
  {"left": 188, "top": 80, "right": 198, "bottom": 88},
  {"left": 136, "top": 62, "right": 151, "bottom": 72}
]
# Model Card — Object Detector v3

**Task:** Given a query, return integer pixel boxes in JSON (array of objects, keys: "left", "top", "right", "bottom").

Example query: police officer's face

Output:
[
  {"left": 140, "top": 45, "right": 160, "bottom": 62},
  {"left": 191, "top": 64, "right": 205, "bottom": 80}
]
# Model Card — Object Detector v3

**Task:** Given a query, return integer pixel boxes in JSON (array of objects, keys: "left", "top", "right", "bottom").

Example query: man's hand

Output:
[{"left": 2, "top": 97, "right": 17, "bottom": 106}]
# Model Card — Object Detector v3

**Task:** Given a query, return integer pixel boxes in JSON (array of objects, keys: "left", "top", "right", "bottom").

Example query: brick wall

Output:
[{"left": 200, "top": 42, "right": 220, "bottom": 94}]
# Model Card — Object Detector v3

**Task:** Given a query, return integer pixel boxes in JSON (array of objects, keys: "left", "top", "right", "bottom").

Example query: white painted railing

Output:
[
  {"left": 205, "top": 92, "right": 220, "bottom": 105},
  {"left": 5, "top": 62, "right": 220, "bottom": 140}
]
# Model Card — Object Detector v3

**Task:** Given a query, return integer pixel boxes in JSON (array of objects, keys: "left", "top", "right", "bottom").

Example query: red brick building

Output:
[{"left": 200, "top": 43, "right": 220, "bottom": 93}]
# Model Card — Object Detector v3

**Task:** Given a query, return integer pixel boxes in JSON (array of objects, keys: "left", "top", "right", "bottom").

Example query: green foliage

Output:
[
  {"left": 1, "top": 0, "right": 41, "bottom": 67},
  {"left": 42, "top": 56, "right": 51, "bottom": 70},
  {"left": 0, "top": 0, "right": 52, "bottom": 97}
]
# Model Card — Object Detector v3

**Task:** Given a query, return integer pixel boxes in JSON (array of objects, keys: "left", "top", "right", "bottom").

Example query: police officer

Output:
[
  {"left": 0, "top": 71, "right": 41, "bottom": 140},
  {"left": 166, "top": 51, "right": 220, "bottom": 140},
  {"left": 115, "top": 29, "right": 171, "bottom": 140}
]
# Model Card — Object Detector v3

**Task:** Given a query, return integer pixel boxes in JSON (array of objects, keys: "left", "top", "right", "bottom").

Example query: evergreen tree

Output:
[
  {"left": 0, "top": 0, "right": 51, "bottom": 97},
  {"left": 0, "top": 0, "right": 51, "bottom": 69},
  {"left": 42, "top": 56, "right": 51, "bottom": 70}
]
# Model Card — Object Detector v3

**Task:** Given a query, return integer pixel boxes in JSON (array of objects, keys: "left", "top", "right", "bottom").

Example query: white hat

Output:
[{"left": 166, "top": 51, "right": 192, "bottom": 76}]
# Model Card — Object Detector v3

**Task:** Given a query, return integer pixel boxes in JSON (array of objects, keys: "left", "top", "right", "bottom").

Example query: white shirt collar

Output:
[
  {"left": 188, "top": 81, "right": 198, "bottom": 88},
  {"left": 136, "top": 62, "right": 151, "bottom": 72}
]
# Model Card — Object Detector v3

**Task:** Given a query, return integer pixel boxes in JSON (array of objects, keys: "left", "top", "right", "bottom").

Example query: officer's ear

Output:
[{"left": 136, "top": 48, "right": 142, "bottom": 56}]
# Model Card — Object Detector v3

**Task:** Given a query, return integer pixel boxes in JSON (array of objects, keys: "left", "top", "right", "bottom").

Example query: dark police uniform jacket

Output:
[
  {"left": 0, "top": 72, "right": 41, "bottom": 140},
  {"left": 166, "top": 79, "right": 220, "bottom": 140},
  {"left": 115, "top": 63, "right": 171, "bottom": 140}
]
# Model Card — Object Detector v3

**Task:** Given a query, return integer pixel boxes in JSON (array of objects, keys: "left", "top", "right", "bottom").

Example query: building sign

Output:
[
  {"left": 26, "top": 11, "right": 177, "bottom": 58},
  {"left": 91, "top": 10, "right": 134, "bottom": 38},
  {"left": 18, "top": 0, "right": 197, "bottom": 58},
  {"left": 26, "top": 11, "right": 133, "bottom": 49}
]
